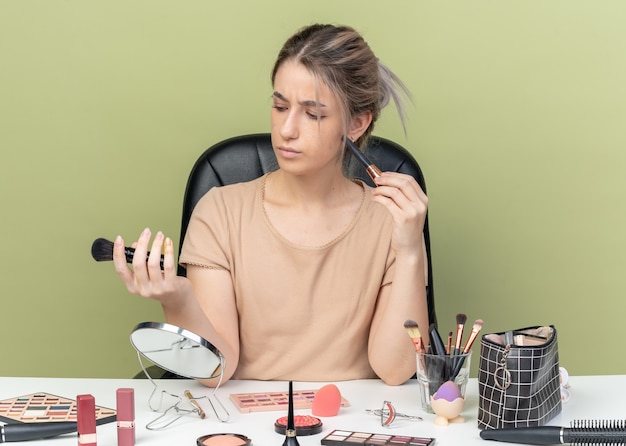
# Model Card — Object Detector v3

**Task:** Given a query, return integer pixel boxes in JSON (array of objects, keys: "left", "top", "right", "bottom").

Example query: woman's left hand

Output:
[{"left": 371, "top": 172, "right": 428, "bottom": 254}]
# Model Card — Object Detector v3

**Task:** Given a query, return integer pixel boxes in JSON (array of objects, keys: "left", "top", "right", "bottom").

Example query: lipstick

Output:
[
  {"left": 116, "top": 388, "right": 135, "bottom": 446},
  {"left": 77, "top": 394, "right": 96, "bottom": 446}
]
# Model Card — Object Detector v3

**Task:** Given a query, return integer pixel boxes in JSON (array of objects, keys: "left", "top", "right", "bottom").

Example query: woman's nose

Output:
[{"left": 279, "top": 110, "right": 298, "bottom": 140}]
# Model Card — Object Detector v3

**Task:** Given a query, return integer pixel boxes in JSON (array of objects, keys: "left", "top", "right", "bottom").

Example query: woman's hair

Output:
[{"left": 271, "top": 24, "right": 411, "bottom": 149}]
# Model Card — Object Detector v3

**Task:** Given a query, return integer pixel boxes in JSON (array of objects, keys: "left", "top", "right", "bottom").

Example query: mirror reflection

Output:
[
  {"left": 130, "top": 322, "right": 222, "bottom": 379},
  {"left": 129, "top": 322, "right": 229, "bottom": 428}
]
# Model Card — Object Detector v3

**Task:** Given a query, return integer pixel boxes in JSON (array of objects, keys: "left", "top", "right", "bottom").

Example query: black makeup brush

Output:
[
  {"left": 451, "top": 313, "right": 467, "bottom": 371},
  {"left": 282, "top": 381, "right": 300, "bottom": 446},
  {"left": 428, "top": 323, "right": 447, "bottom": 357},
  {"left": 0, "top": 422, "right": 77, "bottom": 443},
  {"left": 345, "top": 138, "right": 382, "bottom": 182},
  {"left": 91, "top": 237, "right": 164, "bottom": 269},
  {"left": 450, "top": 319, "right": 483, "bottom": 379},
  {"left": 480, "top": 420, "right": 626, "bottom": 445}
]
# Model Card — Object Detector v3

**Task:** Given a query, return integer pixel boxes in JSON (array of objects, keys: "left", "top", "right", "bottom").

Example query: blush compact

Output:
[
  {"left": 196, "top": 433, "right": 252, "bottom": 446},
  {"left": 274, "top": 414, "right": 323, "bottom": 436}
]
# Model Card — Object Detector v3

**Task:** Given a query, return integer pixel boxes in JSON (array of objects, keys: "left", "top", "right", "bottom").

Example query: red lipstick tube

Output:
[
  {"left": 77, "top": 394, "right": 97, "bottom": 446},
  {"left": 116, "top": 388, "right": 135, "bottom": 446}
]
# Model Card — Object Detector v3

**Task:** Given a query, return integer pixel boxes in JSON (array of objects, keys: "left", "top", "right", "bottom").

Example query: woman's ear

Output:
[{"left": 347, "top": 111, "right": 373, "bottom": 142}]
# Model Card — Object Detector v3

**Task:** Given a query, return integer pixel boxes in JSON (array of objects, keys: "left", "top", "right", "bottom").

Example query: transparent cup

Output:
[{"left": 416, "top": 351, "right": 471, "bottom": 414}]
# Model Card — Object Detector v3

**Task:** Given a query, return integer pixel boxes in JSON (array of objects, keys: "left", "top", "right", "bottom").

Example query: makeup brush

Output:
[
  {"left": 91, "top": 237, "right": 164, "bottom": 269},
  {"left": 452, "top": 313, "right": 467, "bottom": 358},
  {"left": 428, "top": 323, "right": 447, "bottom": 357},
  {"left": 282, "top": 381, "right": 300, "bottom": 446},
  {"left": 446, "top": 331, "right": 453, "bottom": 355},
  {"left": 451, "top": 313, "right": 467, "bottom": 370},
  {"left": 403, "top": 319, "right": 425, "bottom": 353},
  {"left": 461, "top": 319, "right": 483, "bottom": 354},
  {"left": 450, "top": 319, "right": 483, "bottom": 379},
  {"left": 479, "top": 419, "right": 626, "bottom": 445},
  {"left": 345, "top": 138, "right": 382, "bottom": 182},
  {"left": 0, "top": 422, "right": 77, "bottom": 443}
]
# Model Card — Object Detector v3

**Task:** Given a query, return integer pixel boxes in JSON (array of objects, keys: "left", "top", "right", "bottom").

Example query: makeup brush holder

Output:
[{"left": 415, "top": 352, "right": 471, "bottom": 416}]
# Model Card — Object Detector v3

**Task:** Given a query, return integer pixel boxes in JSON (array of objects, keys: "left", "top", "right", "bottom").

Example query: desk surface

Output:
[{"left": 1, "top": 375, "right": 624, "bottom": 445}]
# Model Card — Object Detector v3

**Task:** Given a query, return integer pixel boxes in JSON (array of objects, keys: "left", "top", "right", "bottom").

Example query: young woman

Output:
[{"left": 114, "top": 24, "right": 429, "bottom": 386}]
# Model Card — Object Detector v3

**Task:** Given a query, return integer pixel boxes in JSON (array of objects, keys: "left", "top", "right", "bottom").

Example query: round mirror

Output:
[{"left": 130, "top": 322, "right": 223, "bottom": 379}]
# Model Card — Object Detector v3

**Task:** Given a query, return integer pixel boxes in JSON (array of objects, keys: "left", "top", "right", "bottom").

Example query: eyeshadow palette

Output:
[
  {"left": 229, "top": 389, "right": 350, "bottom": 413},
  {"left": 321, "top": 430, "right": 436, "bottom": 446},
  {"left": 0, "top": 392, "right": 116, "bottom": 425}
]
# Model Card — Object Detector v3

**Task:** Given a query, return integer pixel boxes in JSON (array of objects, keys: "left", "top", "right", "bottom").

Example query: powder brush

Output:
[{"left": 91, "top": 237, "right": 164, "bottom": 269}]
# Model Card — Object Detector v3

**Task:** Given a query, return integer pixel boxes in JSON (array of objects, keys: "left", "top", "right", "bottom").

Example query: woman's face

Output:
[{"left": 270, "top": 60, "right": 346, "bottom": 177}]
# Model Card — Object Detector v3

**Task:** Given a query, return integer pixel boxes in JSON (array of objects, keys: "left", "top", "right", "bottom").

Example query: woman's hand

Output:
[
  {"left": 113, "top": 227, "right": 191, "bottom": 302},
  {"left": 368, "top": 173, "right": 430, "bottom": 385},
  {"left": 371, "top": 172, "right": 428, "bottom": 255}
]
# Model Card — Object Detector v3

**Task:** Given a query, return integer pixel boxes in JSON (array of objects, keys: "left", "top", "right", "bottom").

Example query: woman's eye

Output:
[{"left": 306, "top": 111, "right": 324, "bottom": 120}]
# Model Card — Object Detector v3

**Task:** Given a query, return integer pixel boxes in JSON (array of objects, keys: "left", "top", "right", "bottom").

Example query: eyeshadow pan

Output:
[
  {"left": 353, "top": 432, "right": 371, "bottom": 438},
  {"left": 229, "top": 389, "right": 350, "bottom": 413},
  {"left": 0, "top": 392, "right": 116, "bottom": 425},
  {"left": 321, "top": 430, "right": 435, "bottom": 446}
]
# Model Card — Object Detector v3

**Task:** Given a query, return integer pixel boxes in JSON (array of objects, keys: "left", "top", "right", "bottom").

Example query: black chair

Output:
[
  {"left": 177, "top": 133, "right": 436, "bottom": 327},
  {"left": 134, "top": 133, "right": 437, "bottom": 379}
]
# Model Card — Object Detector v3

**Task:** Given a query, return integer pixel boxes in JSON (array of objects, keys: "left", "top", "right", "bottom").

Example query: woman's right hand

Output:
[{"left": 113, "top": 227, "right": 191, "bottom": 302}]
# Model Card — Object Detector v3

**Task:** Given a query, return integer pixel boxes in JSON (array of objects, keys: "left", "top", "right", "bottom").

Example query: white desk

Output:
[{"left": 1, "top": 376, "right": 624, "bottom": 445}]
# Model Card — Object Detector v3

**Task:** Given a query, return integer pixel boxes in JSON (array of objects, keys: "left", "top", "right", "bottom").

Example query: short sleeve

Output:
[{"left": 179, "top": 188, "right": 231, "bottom": 271}]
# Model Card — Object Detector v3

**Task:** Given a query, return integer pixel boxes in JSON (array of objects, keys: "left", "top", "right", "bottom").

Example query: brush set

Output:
[{"left": 404, "top": 314, "right": 483, "bottom": 382}]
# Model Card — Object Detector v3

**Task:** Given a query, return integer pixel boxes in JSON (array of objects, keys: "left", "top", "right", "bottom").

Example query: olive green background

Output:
[{"left": 1, "top": 1, "right": 624, "bottom": 379}]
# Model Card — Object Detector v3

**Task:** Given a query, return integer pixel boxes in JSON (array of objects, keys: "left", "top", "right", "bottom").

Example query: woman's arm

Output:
[
  {"left": 113, "top": 228, "right": 239, "bottom": 386},
  {"left": 185, "top": 265, "right": 240, "bottom": 385},
  {"left": 367, "top": 172, "right": 430, "bottom": 385}
]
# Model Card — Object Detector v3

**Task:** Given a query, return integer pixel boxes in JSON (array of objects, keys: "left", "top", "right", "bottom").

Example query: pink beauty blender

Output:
[{"left": 312, "top": 384, "right": 342, "bottom": 417}]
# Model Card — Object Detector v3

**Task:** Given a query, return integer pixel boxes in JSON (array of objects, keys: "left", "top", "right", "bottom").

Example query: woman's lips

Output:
[{"left": 277, "top": 146, "right": 300, "bottom": 159}]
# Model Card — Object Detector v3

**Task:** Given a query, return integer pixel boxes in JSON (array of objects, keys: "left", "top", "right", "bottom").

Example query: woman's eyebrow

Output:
[{"left": 273, "top": 91, "right": 326, "bottom": 108}]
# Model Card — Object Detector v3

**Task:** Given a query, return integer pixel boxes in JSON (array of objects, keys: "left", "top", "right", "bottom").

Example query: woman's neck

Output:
[
  {"left": 262, "top": 169, "right": 365, "bottom": 247},
  {"left": 265, "top": 169, "right": 358, "bottom": 210}
]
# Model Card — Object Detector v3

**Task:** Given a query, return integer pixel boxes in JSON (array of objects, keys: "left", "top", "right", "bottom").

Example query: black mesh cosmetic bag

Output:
[{"left": 477, "top": 325, "right": 562, "bottom": 430}]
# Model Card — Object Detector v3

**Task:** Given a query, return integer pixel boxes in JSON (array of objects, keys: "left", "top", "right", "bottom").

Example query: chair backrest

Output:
[{"left": 177, "top": 133, "right": 436, "bottom": 327}]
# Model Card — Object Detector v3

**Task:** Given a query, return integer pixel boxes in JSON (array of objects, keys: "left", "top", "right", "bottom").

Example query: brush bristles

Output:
[
  {"left": 567, "top": 420, "right": 626, "bottom": 445},
  {"left": 91, "top": 238, "right": 115, "bottom": 261},
  {"left": 403, "top": 319, "right": 421, "bottom": 338},
  {"left": 403, "top": 319, "right": 424, "bottom": 353},
  {"left": 456, "top": 313, "right": 467, "bottom": 326},
  {"left": 472, "top": 319, "right": 484, "bottom": 332}
]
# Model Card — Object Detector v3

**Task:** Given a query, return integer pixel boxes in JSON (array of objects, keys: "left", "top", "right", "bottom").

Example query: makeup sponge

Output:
[{"left": 312, "top": 384, "right": 342, "bottom": 417}]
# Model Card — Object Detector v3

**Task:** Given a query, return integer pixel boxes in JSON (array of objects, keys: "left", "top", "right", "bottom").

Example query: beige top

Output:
[{"left": 179, "top": 174, "right": 396, "bottom": 381}]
